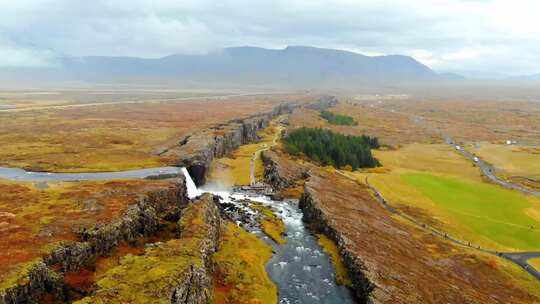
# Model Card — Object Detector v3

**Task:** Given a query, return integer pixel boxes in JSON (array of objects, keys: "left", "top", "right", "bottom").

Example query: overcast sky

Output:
[{"left": 1, "top": 0, "right": 539, "bottom": 77}]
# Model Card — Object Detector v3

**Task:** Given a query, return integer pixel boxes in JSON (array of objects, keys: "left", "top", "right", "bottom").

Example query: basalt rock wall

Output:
[
  {"left": 262, "top": 151, "right": 374, "bottom": 303},
  {"left": 0, "top": 177, "right": 188, "bottom": 304},
  {"left": 299, "top": 189, "right": 375, "bottom": 303},
  {"left": 175, "top": 96, "right": 337, "bottom": 186}
]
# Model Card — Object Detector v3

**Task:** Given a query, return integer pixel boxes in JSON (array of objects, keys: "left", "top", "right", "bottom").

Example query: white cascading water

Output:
[
  {"left": 181, "top": 167, "right": 202, "bottom": 199},
  {"left": 181, "top": 166, "right": 355, "bottom": 303}
]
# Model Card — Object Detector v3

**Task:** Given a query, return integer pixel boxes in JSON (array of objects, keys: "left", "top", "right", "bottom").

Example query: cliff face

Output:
[
  {"left": 261, "top": 150, "right": 309, "bottom": 190},
  {"left": 76, "top": 193, "right": 221, "bottom": 304},
  {"left": 299, "top": 168, "right": 540, "bottom": 304},
  {"left": 0, "top": 177, "right": 188, "bottom": 304},
  {"left": 299, "top": 187, "right": 375, "bottom": 303},
  {"left": 173, "top": 96, "right": 336, "bottom": 186}
]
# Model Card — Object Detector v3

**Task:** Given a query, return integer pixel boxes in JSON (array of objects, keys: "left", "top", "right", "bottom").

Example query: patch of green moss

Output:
[
  {"left": 75, "top": 196, "right": 217, "bottom": 304},
  {"left": 212, "top": 222, "right": 277, "bottom": 304},
  {"left": 251, "top": 202, "right": 287, "bottom": 245},
  {"left": 317, "top": 234, "right": 352, "bottom": 286},
  {"left": 0, "top": 259, "right": 43, "bottom": 290}
]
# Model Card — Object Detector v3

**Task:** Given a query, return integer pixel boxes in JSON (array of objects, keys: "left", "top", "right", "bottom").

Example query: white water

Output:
[
  {"left": 183, "top": 170, "right": 355, "bottom": 303},
  {"left": 181, "top": 167, "right": 202, "bottom": 199}
]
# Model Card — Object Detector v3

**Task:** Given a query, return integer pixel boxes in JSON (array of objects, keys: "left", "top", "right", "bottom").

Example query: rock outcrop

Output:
[
  {"left": 172, "top": 96, "right": 337, "bottom": 186},
  {"left": 261, "top": 150, "right": 309, "bottom": 190},
  {"left": 75, "top": 193, "right": 221, "bottom": 304},
  {"left": 0, "top": 177, "right": 188, "bottom": 304},
  {"left": 299, "top": 188, "right": 375, "bottom": 303}
]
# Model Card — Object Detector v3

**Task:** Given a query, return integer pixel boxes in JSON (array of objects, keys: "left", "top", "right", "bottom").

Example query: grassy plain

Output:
[
  {"left": 0, "top": 91, "right": 308, "bottom": 172},
  {"left": 289, "top": 101, "right": 439, "bottom": 146},
  {"left": 470, "top": 143, "right": 540, "bottom": 189},
  {"left": 0, "top": 179, "right": 175, "bottom": 284},
  {"left": 212, "top": 222, "right": 277, "bottom": 304},
  {"left": 349, "top": 143, "right": 540, "bottom": 252},
  {"left": 402, "top": 173, "right": 540, "bottom": 251},
  {"left": 530, "top": 258, "right": 540, "bottom": 272},
  {"left": 303, "top": 168, "right": 540, "bottom": 303},
  {"left": 369, "top": 98, "right": 540, "bottom": 144}
]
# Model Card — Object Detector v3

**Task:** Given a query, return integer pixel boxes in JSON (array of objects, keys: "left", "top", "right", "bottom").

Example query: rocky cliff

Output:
[
  {"left": 75, "top": 193, "right": 221, "bottom": 304},
  {"left": 172, "top": 96, "right": 337, "bottom": 186},
  {"left": 0, "top": 177, "right": 188, "bottom": 304},
  {"left": 299, "top": 188, "right": 375, "bottom": 303}
]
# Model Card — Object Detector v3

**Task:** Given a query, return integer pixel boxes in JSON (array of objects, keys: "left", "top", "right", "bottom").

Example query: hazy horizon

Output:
[{"left": 2, "top": 0, "right": 540, "bottom": 79}]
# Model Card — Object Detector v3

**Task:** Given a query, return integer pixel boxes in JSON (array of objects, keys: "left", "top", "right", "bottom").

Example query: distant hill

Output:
[
  {"left": 509, "top": 73, "right": 540, "bottom": 80},
  {"left": 2, "top": 46, "right": 444, "bottom": 87}
]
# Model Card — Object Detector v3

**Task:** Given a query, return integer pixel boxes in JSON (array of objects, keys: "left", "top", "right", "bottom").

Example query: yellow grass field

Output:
[
  {"left": 0, "top": 93, "right": 307, "bottom": 172},
  {"left": 470, "top": 143, "right": 540, "bottom": 187},
  {"left": 530, "top": 258, "right": 540, "bottom": 272},
  {"left": 345, "top": 143, "right": 540, "bottom": 252},
  {"left": 208, "top": 120, "right": 280, "bottom": 187}
]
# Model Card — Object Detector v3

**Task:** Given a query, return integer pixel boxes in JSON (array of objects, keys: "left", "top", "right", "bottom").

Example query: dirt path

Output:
[
  {"left": 0, "top": 92, "right": 283, "bottom": 113},
  {"left": 249, "top": 118, "right": 284, "bottom": 186},
  {"left": 359, "top": 174, "right": 540, "bottom": 282}
]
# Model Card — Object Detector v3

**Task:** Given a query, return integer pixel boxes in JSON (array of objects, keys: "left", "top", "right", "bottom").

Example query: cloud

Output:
[{"left": 0, "top": 0, "right": 539, "bottom": 76}]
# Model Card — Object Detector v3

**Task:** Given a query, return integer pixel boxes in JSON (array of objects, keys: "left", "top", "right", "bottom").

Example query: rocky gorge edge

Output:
[
  {"left": 173, "top": 95, "right": 337, "bottom": 186},
  {"left": 0, "top": 95, "right": 338, "bottom": 304},
  {"left": 262, "top": 151, "right": 374, "bottom": 303},
  {"left": 0, "top": 177, "right": 188, "bottom": 304},
  {"left": 75, "top": 193, "right": 221, "bottom": 304}
]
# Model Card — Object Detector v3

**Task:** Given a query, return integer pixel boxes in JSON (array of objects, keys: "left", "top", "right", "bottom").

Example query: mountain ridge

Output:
[{"left": 2, "top": 46, "right": 456, "bottom": 87}]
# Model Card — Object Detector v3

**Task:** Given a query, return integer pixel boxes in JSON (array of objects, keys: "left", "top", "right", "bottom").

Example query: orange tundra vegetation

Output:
[
  {"left": 0, "top": 179, "right": 176, "bottom": 283},
  {"left": 303, "top": 167, "right": 540, "bottom": 303},
  {"left": 0, "top": 94, "right": 312, "bottom": 172}
]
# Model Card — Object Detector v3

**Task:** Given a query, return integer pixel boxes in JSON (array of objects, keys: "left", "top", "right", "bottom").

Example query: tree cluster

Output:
[
  {"left": 283, "top": 128, "right": 380, "bottom": 170},
  {"left": 320, "top": 111, "right": 357, "bottom": 126}
]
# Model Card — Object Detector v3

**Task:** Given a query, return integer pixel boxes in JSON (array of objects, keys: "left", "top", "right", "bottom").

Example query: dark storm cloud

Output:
[{"left": 1, "top": 0, "right": 539, "bottom": 77}]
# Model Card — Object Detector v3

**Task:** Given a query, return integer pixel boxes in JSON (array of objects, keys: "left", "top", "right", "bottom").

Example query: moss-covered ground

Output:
[
  {"left": 530, "top": 258, "right": 540, "bottom": 272},
  {"left": 0, "top": 93, "right": 307, "bottom": 172},
  {"left": 0, "top": 179, "right": 174, "bottom": 285},
  {"left": 316, "top": 234, "right": 352, "bottom": 286},
  {"left": 212, "top": 222, "right": 277, "bottom": 304},
  {"left": 251, "top": 202, "right": 286, "bottom": 245},
  {"left": 75, "top": 195, "right": 217, "bottom": 304},
  {"left": 346, "top": 143, "right": 540, "bottom": 252}
]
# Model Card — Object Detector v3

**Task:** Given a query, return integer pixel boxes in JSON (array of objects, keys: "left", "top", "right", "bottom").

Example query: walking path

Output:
[{"left": 358, "top": 174, "right": 540, "bottom": 281}]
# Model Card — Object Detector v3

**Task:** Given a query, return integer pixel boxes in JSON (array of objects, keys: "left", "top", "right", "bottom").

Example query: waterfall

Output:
[{"left": 181, "top": 167, "right": 202, "bottom": 199}]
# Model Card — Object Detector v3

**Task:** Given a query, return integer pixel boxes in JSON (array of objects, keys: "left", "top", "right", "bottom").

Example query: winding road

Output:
[
  {"left": 362, "top": 175, "right": 540, "bottom": 281},
  {"left": 362, "top": 100, "right": 540, "bottom": 281}
]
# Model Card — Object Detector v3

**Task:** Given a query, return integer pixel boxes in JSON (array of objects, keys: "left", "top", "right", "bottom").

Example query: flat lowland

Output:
[
  {"left": 370, "top": 98, "right": 540, "bottom": 144},
  {"left": 306, "top": 167, "right": 540, "bottom": 303},
  {"left": 0, "top": 91, "right": 309, "bottom": 172},
  {"left": 470, "top": 142, "right": 540, "bottom": 190},
  {"left": 352, "top": 143, "right": 540, "bottom": 252},
  {"left": 531, "top": 259, "right": 540, "bottom": 272},
  {"left": 402, "top": 173, "right": 540, "bottom": 251},
  {"left": 0, "top": 179, "right": 176, "bottom": 284},
  {"left": 288, "top": 101, "right": 439, "bottom": 146}
]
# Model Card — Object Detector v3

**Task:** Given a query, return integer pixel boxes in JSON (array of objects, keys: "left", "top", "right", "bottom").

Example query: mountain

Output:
[
  {"left": 509, "top": 73, "right": 540, "bottom": 80},
  {"left": 1, "top": 46, "right": 441, "bottom": 87}
]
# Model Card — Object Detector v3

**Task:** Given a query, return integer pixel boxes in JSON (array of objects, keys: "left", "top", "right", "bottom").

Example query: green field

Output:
[
  {"left": 401, "top": 173, "right": 540, "bottom": 251},
  {"left": 530, "top": 258, "right": 540, "bottom": 272}
]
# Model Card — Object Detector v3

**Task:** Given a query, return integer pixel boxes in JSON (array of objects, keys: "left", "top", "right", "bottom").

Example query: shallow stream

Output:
[{"left": 199, "top": 185, "right": 356, "bottom": 303}]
